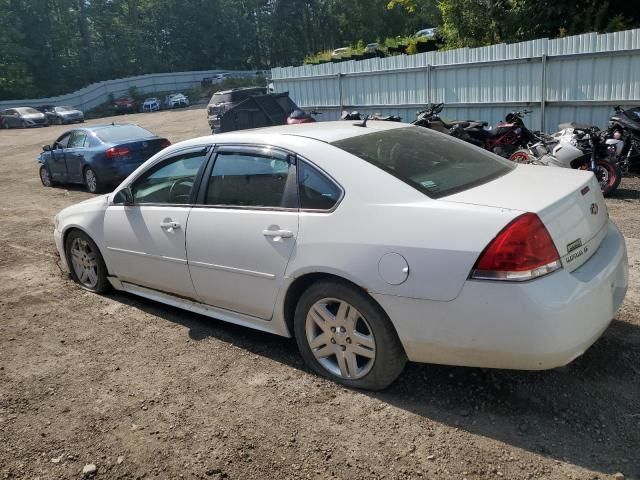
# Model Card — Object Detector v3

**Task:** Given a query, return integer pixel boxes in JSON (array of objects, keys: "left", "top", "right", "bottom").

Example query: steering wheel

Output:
[{"left": 168, "top": 178, "right": 193, "bottom": 203}]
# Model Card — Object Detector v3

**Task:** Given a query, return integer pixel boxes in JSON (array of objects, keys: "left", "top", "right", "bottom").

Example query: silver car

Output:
[{"left": 1, "top": 107, "right": 48, "bottom": 128}]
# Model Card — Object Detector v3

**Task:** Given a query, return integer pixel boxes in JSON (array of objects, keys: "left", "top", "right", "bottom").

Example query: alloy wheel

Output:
[
  {"left": 305, "top": 298, "right": 376, "bottom": 380},
  {"left": 40, "top": 166, "right": 52, "bottom": 186},
  {"left": 85, "top": 168, "right": 97, "bottom": 193},
  {"left": 69, "top": 237, "right": 99, "bottom": 289}
]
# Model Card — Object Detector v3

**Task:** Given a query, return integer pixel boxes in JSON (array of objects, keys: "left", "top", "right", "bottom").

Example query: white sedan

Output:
[{"left": 53, "top": 121, "right": 628, "bottom": 390}]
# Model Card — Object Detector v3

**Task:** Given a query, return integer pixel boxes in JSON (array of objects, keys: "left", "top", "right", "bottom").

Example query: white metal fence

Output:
[
  {"left": 271, "top": 29, "right": 640, "bottom": 132},
  {"left": 0, "top": 70, "right": 259, "bottom": 112}
]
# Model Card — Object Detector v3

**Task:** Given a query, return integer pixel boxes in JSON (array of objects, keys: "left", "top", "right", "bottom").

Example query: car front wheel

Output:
[
  {"left": 294, "top": 280, "right": 407, "bottom": 390},
  {"left": 65, "top": 230, "right": 111, "bottom": 293},
  {"left": 39, "top": 165, "right": 54, "bottom": 187}
]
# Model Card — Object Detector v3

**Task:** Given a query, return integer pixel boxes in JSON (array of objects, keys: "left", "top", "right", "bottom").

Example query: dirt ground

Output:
[{"left": 1, "top": 106, "right": 639, "bottom": 480}]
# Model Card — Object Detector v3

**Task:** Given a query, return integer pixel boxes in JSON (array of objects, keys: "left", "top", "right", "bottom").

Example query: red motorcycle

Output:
[
  {"left": 450, "top": 110, "right": 538, "bottom": 158},
  {"left": 287, "top": 109, "right": 320, "bottom": 124}
]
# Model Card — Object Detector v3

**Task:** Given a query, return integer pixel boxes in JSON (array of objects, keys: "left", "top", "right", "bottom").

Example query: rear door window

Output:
[
  {"left": 205, "top": 149, "right": 294, "bottom": 208},
  {"left": 331, "top": 126, "right": 515, "bottom": 199}
]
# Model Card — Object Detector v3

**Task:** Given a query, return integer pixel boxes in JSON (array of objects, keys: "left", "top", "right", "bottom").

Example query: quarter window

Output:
[
  {"left": 132, "top": 150, "right": 208, "bottom": 204},
  {"left": 205, "top": 151, "right": 292, "bottom": 208},
  {"left": 298, "top": 161, "right": 341, "bottom": 210}
]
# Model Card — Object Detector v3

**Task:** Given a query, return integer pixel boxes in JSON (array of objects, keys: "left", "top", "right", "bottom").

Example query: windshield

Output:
[
  {"left": 95, "top": 125, "right": 154, "bottom": 143},
  {"left": 331, "top": 126, "right": 515, "bottom": 199},
  {"left": 17, "top": 107, "right": 40, "bottom": 114}
]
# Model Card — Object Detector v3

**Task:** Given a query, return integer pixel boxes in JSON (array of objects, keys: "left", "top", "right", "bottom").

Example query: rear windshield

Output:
[
  {"left": 95, "top": 125, "right": 154, "bottom": 143},
  {"left": 331, "top": 126, "right": 515, "bottom": 199},
  {"left": 211, "top": 88, "right": 266, "bottom": 104},
  {"left": 17, "top": 107, "right": 40, "bottom": 114}
]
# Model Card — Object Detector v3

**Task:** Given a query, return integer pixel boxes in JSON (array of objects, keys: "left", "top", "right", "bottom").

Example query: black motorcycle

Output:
[
  {"left": 449, "top": 110, "right": 540, "bottom": 158},
  {"left": 411, "top": 103, "right": 488, "bottom": 134},
  {"left": 604, "top": 105, "right": 640, "bottom": 174}
]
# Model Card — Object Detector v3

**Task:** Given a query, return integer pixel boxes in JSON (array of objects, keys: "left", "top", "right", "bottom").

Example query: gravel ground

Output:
[{"left": 0, "top": 107, "right": 639, "bottom": 480}]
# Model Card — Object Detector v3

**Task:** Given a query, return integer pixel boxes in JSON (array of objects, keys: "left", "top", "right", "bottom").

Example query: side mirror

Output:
[
  {"left": 113, "top": 187, "right": 133, "bottom": 205},
  {"left": 42, "top": 144, "right": 51, "bottom": 152}
]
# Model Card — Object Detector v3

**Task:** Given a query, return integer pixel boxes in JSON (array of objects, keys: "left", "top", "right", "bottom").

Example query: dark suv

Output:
[{"left": 207, "top": 87, "right": 267, "bottom": 132}]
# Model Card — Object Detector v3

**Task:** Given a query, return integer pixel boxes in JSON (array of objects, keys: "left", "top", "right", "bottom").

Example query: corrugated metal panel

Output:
[{"left": 272, "top": 28, "right": 640, "bottom": 132}]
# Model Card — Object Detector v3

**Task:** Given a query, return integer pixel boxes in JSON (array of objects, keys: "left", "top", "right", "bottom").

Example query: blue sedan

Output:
[{"left": 38, "top": 124, "right": 171, "bottom": 193}]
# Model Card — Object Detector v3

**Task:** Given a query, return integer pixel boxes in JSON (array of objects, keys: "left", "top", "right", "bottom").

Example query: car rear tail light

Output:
[
  {"left": 106, "top": 146, "right": 130, "bottom": 159},
  {"left": 471, "top": 213, "right": 561, "bottom": 281},
  {"left": 160, "top": 139, "right": 171, "bottom": 149}
]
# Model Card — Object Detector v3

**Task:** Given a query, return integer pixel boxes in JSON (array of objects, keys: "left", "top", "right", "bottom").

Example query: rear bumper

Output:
[{"left": 373, "top": 220, "right": 628, "bottom": 370}]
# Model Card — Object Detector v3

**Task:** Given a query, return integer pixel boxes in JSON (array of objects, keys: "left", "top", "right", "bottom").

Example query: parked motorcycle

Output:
[
  {"left": 340, "top": 110, "right": 402, "bottom": 122},
  {"left": 449, "top": 110, "right": 538, "bottom": 158},
  {"left": 411, "top": 103, "right": 488, "bottom": 134},
  {"left": 603, "top": 105, "right": 640, "bottom": 174},
  {"left": 509, "top": 124, "right": 621, "bottom": 196},
  {"left": 287, "top": 109, "right": 320, "bottom": 124}
]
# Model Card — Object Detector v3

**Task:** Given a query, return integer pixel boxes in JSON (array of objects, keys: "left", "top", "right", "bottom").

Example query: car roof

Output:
[
  {"left": 213, "top": 86, "right": 267, "bottom": 95},
  {"left": 169, "top": 121, "right": 410, "bottom": 151},
  {"left": 77, "top": 123, "right": 138, "bottom": 132}
]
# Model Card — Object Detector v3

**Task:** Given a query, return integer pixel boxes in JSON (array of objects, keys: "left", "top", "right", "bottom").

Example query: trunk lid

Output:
[
  {"left": 445, "top": 165, "right": 608, "bottom": 272},
  {"left": 116, "top": 138, "right": 168, "bottom": 165}
]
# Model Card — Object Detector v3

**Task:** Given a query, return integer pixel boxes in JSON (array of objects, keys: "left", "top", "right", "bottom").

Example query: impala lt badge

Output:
[
  {"left": 567, "top": 238, "right": 583, "bottom": 254},
  {"left": 590, "top": 203, "right": 599, "bottom": 215}
]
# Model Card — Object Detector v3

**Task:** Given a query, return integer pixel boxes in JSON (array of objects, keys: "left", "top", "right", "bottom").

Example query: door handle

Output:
[
  {"left": 262, "top": 229, "right": 294, "bottom": 240},
  {"left": 160, "top": 220, "right": 181, "bottom": 230}
]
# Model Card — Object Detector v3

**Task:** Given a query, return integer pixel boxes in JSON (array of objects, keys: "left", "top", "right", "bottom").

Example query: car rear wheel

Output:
[
  {"left": 294, "top": 280, "right": 407, "bottom": 390},
  {"left": 39, "top": 165, "right": 54, "bottom": 187},
  {"left": 83, "top": 167, "right": 103, "bottom": 194},
  {"left": 65, "top": 230, "right": 111, "bottom": 293}
]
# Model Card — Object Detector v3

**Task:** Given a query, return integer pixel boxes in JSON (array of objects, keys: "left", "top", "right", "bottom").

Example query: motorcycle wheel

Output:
[
  {"left": 594, "top": 160, "right": 622, "bottom": 197},
  {"left": 509, "top": 150, "right": 534, "bottom": 164}
]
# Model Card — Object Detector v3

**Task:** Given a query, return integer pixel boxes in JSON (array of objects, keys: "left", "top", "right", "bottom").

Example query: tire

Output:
[
  {"left": 64, "top": 229, "right": 111, "bottom": 293},
  {"left": 2, "top": 121, "right": 8, "bottom": 129},
  {"left": 83, "top": 167, "right": 103, "bottom": 194},
  {"left": 509, "top": 150, "right": 534, "bottom": 164},
  {"left": 21, "top": 120, "right": 27, "bottom": 128},
  {"left": 594, "top": 160, "right": 622, "bottom": 197},
  {"left": 56, "top": 117, "right": 62, "bottom": 125},
  {"left": 39, "top": 164, "right": 55, "bottom": 187},
  {"left": 294, "top": 280, "right": 407, "bottom": 390}
]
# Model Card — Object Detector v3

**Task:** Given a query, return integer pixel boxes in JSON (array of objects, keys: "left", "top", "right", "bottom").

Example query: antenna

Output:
[{"left": 354, "top": 115, "right": 369, "bottom": 127}]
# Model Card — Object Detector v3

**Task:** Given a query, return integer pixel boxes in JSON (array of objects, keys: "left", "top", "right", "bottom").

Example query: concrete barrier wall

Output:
[{"left": 0, "top": 70, "right": 259, "bottom": 112}]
